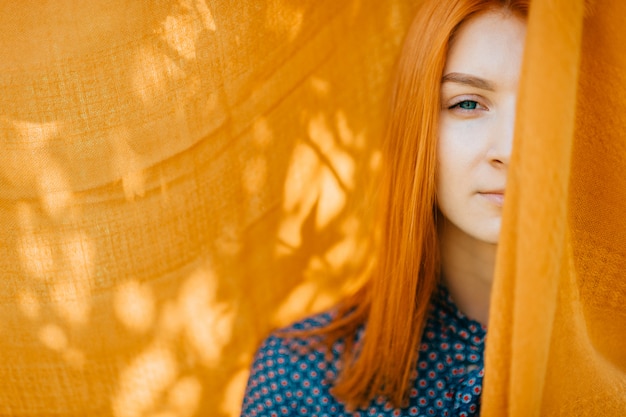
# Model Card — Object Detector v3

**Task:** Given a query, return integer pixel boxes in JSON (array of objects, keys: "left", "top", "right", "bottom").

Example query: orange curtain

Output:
[
  {"left": 0, "top": 1, "right": 417, "bottom": 416},
  {"left": 483, "top": 0, "right": 626, "bottom": 415},
  {"left": 2, "top": 0, "right": 625, "bottom": 416}
]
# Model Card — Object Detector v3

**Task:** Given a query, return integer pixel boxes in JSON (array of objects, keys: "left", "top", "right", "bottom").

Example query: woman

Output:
[{"left": 242, "top": 0, "right": 528, "bottom": 415}]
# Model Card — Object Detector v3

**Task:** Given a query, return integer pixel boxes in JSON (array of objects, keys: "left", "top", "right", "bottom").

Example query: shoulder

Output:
[
  {"left": 282, "top": 310, "right": 335, "bottom": 332},
  {"left": 241, "top": 311, "right": 346, "bottom": 416}
]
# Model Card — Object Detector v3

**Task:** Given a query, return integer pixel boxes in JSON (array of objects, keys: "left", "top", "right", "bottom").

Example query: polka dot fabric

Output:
[{"left": 241, "top": 285, "right": 486, "bottom": 416}]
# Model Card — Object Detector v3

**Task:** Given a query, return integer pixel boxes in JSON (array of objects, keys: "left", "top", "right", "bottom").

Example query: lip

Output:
[{"left": 478, "top": 191, "right": 505, "bottom": 207}]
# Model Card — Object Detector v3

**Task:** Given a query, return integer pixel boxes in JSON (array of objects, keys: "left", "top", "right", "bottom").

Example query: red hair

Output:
[{"left": 317, "top": 0, "right": 529, "bottom": 410}]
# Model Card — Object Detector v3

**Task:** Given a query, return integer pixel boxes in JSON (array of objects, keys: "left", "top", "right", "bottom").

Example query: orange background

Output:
[
  {"left": 1, "top": 0, "right": 625, "bottom": 416},
  {"left": 0, "top": 1, "right": 418, "bottom": 416},
  {"left": 483, "top": 0, "right": 626, "bottom": 415}
]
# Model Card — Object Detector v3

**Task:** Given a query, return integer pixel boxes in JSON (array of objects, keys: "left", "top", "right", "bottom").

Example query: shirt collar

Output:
[{"left": 431, "top": 283, "right": 487, "bottom": 347}]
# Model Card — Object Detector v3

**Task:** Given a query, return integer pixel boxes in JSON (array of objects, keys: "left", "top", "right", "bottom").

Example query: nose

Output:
[{"left": 487, "top": 100, "right": 516, "bottom": 167}]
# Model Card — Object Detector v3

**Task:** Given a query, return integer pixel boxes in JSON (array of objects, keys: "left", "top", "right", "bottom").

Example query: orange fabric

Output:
[
  {"left": 2, "top": 0, "right": 625, "bottom": 416},
  {"left": 483, "top": 0, "right": 626, "bottom": 415},
  {"left": 0, "top": 1, "right": 417, "bottom": 416}
]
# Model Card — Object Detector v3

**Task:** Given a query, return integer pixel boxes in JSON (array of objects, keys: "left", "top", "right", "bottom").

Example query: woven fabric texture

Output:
[
  {"left": 0, "top": 1, "right": 417, "bottom": 416},
  {"left": 483, "top": 0, "right": 626, "bottom": 415},
  {"left": 1, "top": 0, "right": 624, "bottom": 416}
]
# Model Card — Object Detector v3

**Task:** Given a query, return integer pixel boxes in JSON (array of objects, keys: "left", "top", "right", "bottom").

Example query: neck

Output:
[{"left": 437, "top": 217, "right": 496, "bottom": 326}]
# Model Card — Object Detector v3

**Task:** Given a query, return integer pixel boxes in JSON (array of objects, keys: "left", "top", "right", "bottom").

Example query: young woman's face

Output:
[{"left": 437, "top": 11, "right": 526, "bottom": 244}]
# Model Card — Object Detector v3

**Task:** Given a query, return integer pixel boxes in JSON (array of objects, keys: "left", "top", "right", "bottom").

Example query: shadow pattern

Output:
[{"left": 0, "top": 0, "right": 419, "bottom": 415}]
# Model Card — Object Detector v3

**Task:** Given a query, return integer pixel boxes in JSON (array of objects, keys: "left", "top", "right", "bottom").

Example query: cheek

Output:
[
  {"left": 437, "top": 119, "right": 487, "bottom": 181},
  {"left": 436, "top": 146, "right": 464, "bottom": 214},
  {"left": 436, "top": 123, "right": 479, "bottom": 212},
  {"left": 437, "top": 131, "right": 471, "bottom": 188}
]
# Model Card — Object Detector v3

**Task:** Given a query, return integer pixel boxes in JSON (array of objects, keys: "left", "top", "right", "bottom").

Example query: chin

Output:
[
  {"left": 482, "top": 235, "right": 500, "bottom": 245},
  {"left": 480, "top": 228, "right": 502, "bottom": 245},
  {"left": 471, "top": 224, "right": 501, "bottom": 245}
]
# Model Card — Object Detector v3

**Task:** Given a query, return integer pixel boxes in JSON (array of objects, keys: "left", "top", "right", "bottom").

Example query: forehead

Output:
[{"left": 443, "top": 11, "right": 527, "bottom": 86}]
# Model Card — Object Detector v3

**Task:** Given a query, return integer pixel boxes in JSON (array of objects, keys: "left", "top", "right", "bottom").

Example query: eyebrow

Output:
[{"left": 441, "top": 72, "right": 495, "bottom": 91}]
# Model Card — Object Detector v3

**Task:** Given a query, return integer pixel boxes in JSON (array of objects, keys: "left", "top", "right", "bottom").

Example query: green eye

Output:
[{"left": 457, "top": 100, "right": 478, "bottom": 110}]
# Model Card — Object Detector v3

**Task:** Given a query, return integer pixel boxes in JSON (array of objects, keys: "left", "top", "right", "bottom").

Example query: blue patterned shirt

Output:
[{"left": 241, "top": 285, "right": 486, "bottom": 416}]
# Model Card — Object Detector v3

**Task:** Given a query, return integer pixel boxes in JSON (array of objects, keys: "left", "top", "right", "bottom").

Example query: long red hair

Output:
[{"left": 318, "top": 0, "right": 529, "bottom": 410}]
